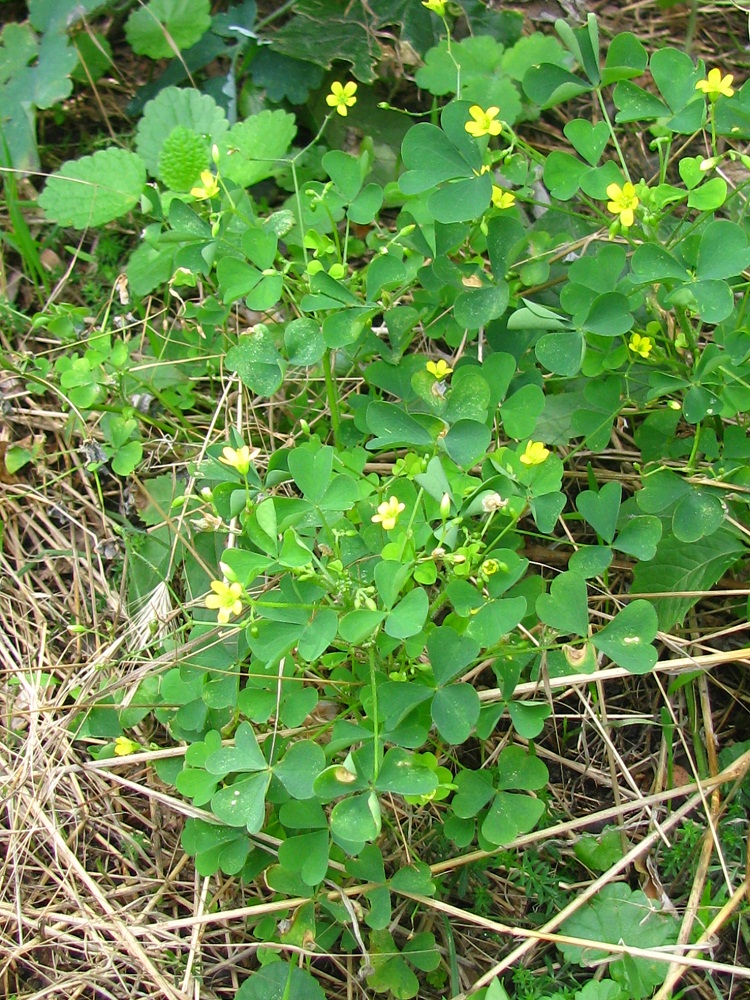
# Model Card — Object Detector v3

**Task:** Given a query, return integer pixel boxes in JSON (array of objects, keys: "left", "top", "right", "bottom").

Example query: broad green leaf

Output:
[
  {"left": 338, "top": 609, "right": 386, "bottom": 644},
  {"left": 650, "top": 46, "right": 704, "bottom": 114},
  {"left": 687, "top": 177, "right": 726, "bottom": 211},
  {"left": 523, "top": 63, "right": 591, "bottom": 108},
  {"left": 672, "top": 490, "right": 725, "bottom": 543},
  {"left": 576, "top": 481, "right": 622, "bottom": 543},
  {"left": 288, "top": 444, "right": 333, "bottom": 503},
  {"left": 225, "top": 325, "right": 286, "bottom": 396},
  {"left": 284, "top": 318, "right": 325, "bottom": 366},
  {"left": 211, "top": 771, "right": 270, "bottom": 831},
  {"left": 331, "top": 791, "right": 381, "bottom": 842},
  {"left": 274, "top": 741, "right": 326, "bottom": 799},
  {"left": 431, "top": 683, "right": 480, "bottom": 743},
  {"left": 613, "top": 80, "right": 669, "bottom": 121},
  {"left": 592, "top": 600, "right": 658, "bottom": 674},
  {"left": 365, "top": 401, "right": 438, "bottom": 450},
  {"left": 454, "top": 282, "right": 509, "bottom": 329},
  {"left": 563, "top": 119, "right": 610, "bottom": 166},
  {"left": 400, "top": 123, "right": 473, "bottom": 194},
  {"left": 559, "top": 884, "right": 678, "bottom": 994},
  {"left": 496, "top": 744, "right": 548, "bottom": 789},
  {"left": 442, "top": 419, "right": 492, "bottom": 468},
  {"left": 631, "top": 528, "right": 744, "bottom": 629},
  {"left": 613, "top": 515, "right": 662, "bottom": 561},
  {"left": 481, "top": 791, "right": 545, "bottom": 845},
  {"left": 375, "top": 748, "right": 439, "bottom": 796},
  {"left": 125, "top": 0, "right": 211, "bottom": 60},
  {"left": 536, "top": 330, "right": 585, "bottom": 375},
  {"left": 222, "top": 110, "right": 297, "bottom": 187},
  {"left": 427, "top": 628, "right": 480, "bottom": 686},
  {"left": 452, "top": 769, "right": 495, "bottom": 818},
  {"left": 500, "top": 383, "right": 545, "bottom": 439},
  {"left": 385, "top": 587, "right": 429, "bottom": 639},
  {"left": 39, "top": 149, "right": 146, "bottom": 228},
  {"left": 236, "top": 960, "right": 325, "bottom": 1000},
  {"left": 536, "top": 571, "right": 589, "bottom": 637},
  {"left": 136, "top": 86, "right": 228, "bottom": 177},
  {"left": 205, "top": 721, "right": 267, "bottom": 776},
  {"left": 543, "top": 150, "right": 588, "bottom": 199},
  {"left": 569, "top": 546, "right": 613, "bottom": 578},
  {"left": 278, "top": 830, "right": 329, "bottom": 886},
  {"left": 697, "top": 220, "right": 750, "bottom": 279},
  {"left": 507, "top": 700, "right": 551, "bottom": 739}
]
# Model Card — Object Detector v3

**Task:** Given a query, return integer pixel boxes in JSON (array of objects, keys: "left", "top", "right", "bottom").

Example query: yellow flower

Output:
[
  {"left": 371, "top": 496, "right": 406, "bottom": 531},
  {"left": 519, "top": 440, "right": 550, "bottom": 466},
  {"left": 205, "top": 580, "right": 244, "bottom": 624},
  {"left": 190, "top": 170, "right": 220, "bottom": 200},
  {"left": 606, "top": 181, "right": 639, "bottom": 228},
  {"left": 218, "top": 444, "right": 257, "bottom": 475},
  {"left": 465, "top": 105, "right": 502, "bottom": 138},
  {"left": 629, "top": 333, "right": 653, "bottom": 359},
  {"left": 695, "top": 68, "right": 734, "bottom": 100},
  {"left": 114, "top": 736, "right": 141, "bottom": 756},
  {"left": 422, "top": 0, "right": 446, "bottom": 13},
  {"left": 326, "top": 81, "right": 358, "bottom": 117},
  {"left": 491, "top": 186, "right": 515, "bottom": 209},
  {"left": 426, "top": 359, "right": 453, "bottom": 379}
]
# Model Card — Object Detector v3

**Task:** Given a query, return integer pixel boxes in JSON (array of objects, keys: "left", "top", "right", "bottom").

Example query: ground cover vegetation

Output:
[{"left": 0, "top": 0, "right": 749, "bottom": 998}]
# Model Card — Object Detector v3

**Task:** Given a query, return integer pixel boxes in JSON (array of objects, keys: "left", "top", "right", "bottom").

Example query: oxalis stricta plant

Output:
[{"left": 39, "top": 7, "right": 750, "bottom": 999}]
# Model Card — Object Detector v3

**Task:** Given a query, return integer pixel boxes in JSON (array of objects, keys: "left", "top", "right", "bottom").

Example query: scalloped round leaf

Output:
[
  {"left": 39, "top": 148, "right": 146, "bottom": 228},
  {"left": 125, "top": 0, "right": 211, "bottom": 61},
  {"left": 220, "top": 110, "right": 297, "bottom": 188},
  {"left": 136, "top": 86, "right": 228, "bottom": 177},
  {"left": 157, "top": 125, "right": 209, "bottom": 191}
]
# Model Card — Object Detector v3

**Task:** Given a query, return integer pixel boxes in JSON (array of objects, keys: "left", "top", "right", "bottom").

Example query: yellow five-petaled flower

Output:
[
  {"left": 421, "top": 0, "right": 447, "bottom": 14},
  {"left": 426, "top": 359, "right": 453, "bottom": 379},
  {"left": 372, "top": 496, "right": 406, "bottom": 531},
  {"left": 520, "top": 441, "right": 550, "bottom": 466},
  {"left": 191, "top": 170, "right": 220, "bottom": 200},
  {"left": 114, "top": 736, "right": 141, "bottom": 757},
  {"left": 465, "top": 105, "right": 503, "bottom": 138},
  {"left": 492, "top": 186, "right": 515, "bottom": 209},
  {"left": 326, "top": 81, "right": 358, "bottom": 117},
  {"left": 218, "top": 444, "right": 258, "bottom": 476},
  {"left": 628, "top": 333, "right": 653, "bottom": 359},
  {"left": 606, "top": 181, "right": 639, "bottom": 228},
  {"left": 205, "top": 580, "right": 245, "bottom": 624},
  {"left": 695, "top": 68, "right": 735, "bottom": 101}
]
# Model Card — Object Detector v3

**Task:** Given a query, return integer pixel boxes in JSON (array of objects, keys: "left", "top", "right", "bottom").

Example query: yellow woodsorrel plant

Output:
[{"left": 44, "top": 9, "right": 750, "bottom": 999}]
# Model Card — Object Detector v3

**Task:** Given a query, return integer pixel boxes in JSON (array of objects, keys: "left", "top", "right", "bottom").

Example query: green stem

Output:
[
  {"left": 369, "top": 647, "right": 381, "bottom": 779},
  {"left": 596, "top": 88, "right": 630, "bottom": 178},
  {"left": 686, "top": 421, "right": 702, "bottom": 473},
  {"left": 322, "top": 350, "right": 341, "bottom": 446}
]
